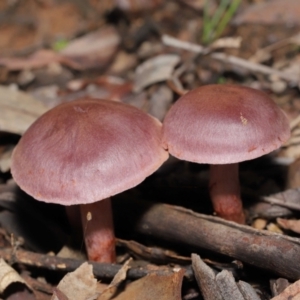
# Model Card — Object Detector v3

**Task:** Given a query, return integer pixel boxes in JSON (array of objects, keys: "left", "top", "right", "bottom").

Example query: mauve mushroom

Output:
[
  {"left": 11, "top": 98, "right": 168, "bottom": 262},
  {"left": 162, "top": 84, "right": 290, "bottom": 223}
]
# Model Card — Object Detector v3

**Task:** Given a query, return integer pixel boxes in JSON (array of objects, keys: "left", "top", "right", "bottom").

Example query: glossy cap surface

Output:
[
  {"left": 163, "top": 84, "right": 290, "bottom": 164},
  {"left": 11, "top": 99, "right": 168, "bottom": 205}
]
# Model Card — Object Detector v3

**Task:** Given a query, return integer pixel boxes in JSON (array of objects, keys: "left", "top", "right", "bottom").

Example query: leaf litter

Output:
[{"left": 2, "top": 0, "right": 300, "bottom": 299}]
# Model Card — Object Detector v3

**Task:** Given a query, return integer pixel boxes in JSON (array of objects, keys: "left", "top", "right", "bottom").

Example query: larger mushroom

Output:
[
  {"left": 11, "top": 98, "right": 168, "bottom": 262},
  {"left": 162, "top": 84, "right": 290, "bottom": 223}
]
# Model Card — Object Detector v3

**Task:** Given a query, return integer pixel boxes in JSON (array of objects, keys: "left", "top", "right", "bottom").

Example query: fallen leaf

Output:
[
  {"left": 210, "top": 37, "right": 242, "bottom": 49},
  {"left": 109, "top": 258, "right": 132, "bottom": 287},
  {"left": 216, "top": 270, "right": 245, "bottom": 300},
  {"left": 51, "top": 262, "right": 99, "bottom": 300},
  {"left": 0, "top": 50, "right": 59, "bottom": 71},
  {"left": 148, "top": 85, "right": 173, "bottom": 121},
  {"left": 52, "top": 288, "right": 69, "bottom": 300},
  {"left": 0, "top": 86, "right": 48, "bottom": 135},
  {"left": 263, "top": 189, "right": 300, "bottom": 211},
  {"left": 98, "top": 268, "right": 184, "bottom": 300},
  {"left": 0, "top": 258, "right": 29, "bottom": 293},
  {"left": 0, "top": 1, "right": 92, "bottom": 56},
  {"left": 60, "top": 26, "right": 121, "bottom": 70},
  {"left": 191, "top": 253, "right": 223, "bottom": 300},
  {"left": 266, "top": 223, "right": 283, "bottom": 234},
  {"left": 237, "top": 281, "right": 261, "bottom": 300},
  {"left": 277, "top": 218, "right": 300, "bottom": 234},
  {"left": 252, "top": 218, "right": 267, "bottom": 230},
  {"left": 233, "top": 0, "right": 300, "bottom": 26},
  {"left": 108, "top": 51, "right": 137, "bottom": 75},
  {"left": 117, "top": 238, "right": 191, "bottom": 264},
  {"left": 271, "top": 278, "right": 300, "bottom": 299},
  {"left": 134, "top": 54, "right": 180, "bottom": 92},
  {"left": 270, "top": 278, "right": 291, "bottom": 297},
  {"left": 0, "top": 145, "right": 14, "bottom": 173}
]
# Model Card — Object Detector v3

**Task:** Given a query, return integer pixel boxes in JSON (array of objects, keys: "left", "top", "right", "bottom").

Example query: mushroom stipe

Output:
[
  {"left": 162, "top": 84, "right": 290, "bottom": 223},
  {"left": 11, "top": 98, "right": 168, "bottom": 262}
]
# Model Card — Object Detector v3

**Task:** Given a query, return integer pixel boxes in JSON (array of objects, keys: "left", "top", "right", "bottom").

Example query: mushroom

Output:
[
  {"left": 11, "top": 98, "right": 168, "bottom": 262},
  {"left": 162, "top": 84, "right": 290, "bottom": 223}
]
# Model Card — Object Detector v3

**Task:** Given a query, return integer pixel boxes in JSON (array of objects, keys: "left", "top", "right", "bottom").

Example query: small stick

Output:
[
  {"left": 113, "top": 198, "right": 300, "bottom": 280},
  {"left": 162, "top": 34, "right": 297, "bottom": 85},
  {"left": 0, "top": 247, "right": 192, "bottom": 280}
]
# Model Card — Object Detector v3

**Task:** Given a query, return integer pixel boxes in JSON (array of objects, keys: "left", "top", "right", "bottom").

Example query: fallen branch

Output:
[
  {"left": 0, "top": 247, "right": 193, "bottom": 280},
  {"left": 113, "top": 198, "right": 300, "bottom": 280}
]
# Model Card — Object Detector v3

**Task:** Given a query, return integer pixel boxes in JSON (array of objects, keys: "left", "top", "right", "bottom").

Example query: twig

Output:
[
  {"left": 167, "top": 63, "right": 190, "bottom": 96},
  {"left": 113, "top": 197, "right": 300, "bottom": 280},
  {"left": 162, "top": 34, "right": 208, "bottom": 54},
  {"left": 0, "top": 247, "right": 193, "bottom": 280},
  {"left": 250, "top": 32, "right": 300, "bottom": 63},
  {"left": 161, "top": 34, "right": 298, "bottom": 86}
]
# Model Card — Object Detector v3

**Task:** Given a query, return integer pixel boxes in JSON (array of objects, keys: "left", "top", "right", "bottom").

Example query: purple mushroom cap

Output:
[
  {"left": 11, "top": 98, "right": 168, "bottom": 205},
  {"left": 162, "top": 84, "right": 290, "bottom": 164}
]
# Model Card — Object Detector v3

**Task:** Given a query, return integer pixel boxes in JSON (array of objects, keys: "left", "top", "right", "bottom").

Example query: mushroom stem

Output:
[
  {"left": 209, "top": 163, "right": 245, "bottom": 224},
  {"left": 80, "top": 198, "right": 116, "bottom": 263}
]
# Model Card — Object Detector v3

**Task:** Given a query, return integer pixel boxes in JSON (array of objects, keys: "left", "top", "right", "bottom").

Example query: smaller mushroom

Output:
[
  {"left": 162, "top": 84, "right": 290, "bottom": 223},
  {"left": 11, "top": 98, "right": 168, "bottom": 262}
]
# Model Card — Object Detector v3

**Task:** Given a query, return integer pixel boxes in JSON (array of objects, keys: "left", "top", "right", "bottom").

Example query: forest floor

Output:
[{"left": 1, "top": 0, "right": 300, "bottom": 299}]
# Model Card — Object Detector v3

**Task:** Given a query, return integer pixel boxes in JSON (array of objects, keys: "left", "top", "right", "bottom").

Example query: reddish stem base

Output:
[
  {"left": 209, "top": 164, "right": 245, "bottom": 224},
  {"left": 80, "top": 198, "right": 116, "bottom": 263}
]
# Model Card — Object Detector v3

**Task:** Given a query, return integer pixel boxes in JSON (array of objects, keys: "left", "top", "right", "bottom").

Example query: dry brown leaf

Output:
[
  {"left": 216, "top": 270, "right": 245, "bottom": 300},
  {"left": 0, "top": 50, "right": 60, "bottom": 71},
  {"left": 108, "top": 51, "right": 137, "bottom": 75},
  {"left": 0, "top": 1, "right": 92, "bottom": 56},
  {"left": 271, "top": 279, "right": 300, "bottom": 299},
  {"left": 279, "top": 144, "right": 300, "bottom": 160},
  {"left": 51, "top": 262, "right": 99, "bottom": 300},
  {"left": 60, "top": 26, "right": 121, "bottom": 70},
  {"left": 52, "top": 288, "right": 69, "bottom": 300},
  {"left": 233, "top": 0, "right": 300, "bottom": 26},
  {"left": 0, "top": 258, "right": 29, "bottom": 293},
  {"left": 252, "top": 218, "right": 267, "bottom": 230},
  {"left": 148, "top": 85, "right": 173, "bottom": 121},
  {"left": 0, "top": 86, "right": 48, "bottom": 135},
  {"left": 97, "top": 258, "right": 132, "bottom": 300},
  {"left": 117, "top": 238, "right": 190, "bottom": 264},
  {"left": 98, "top": 269, "right": 184, "bottom": 300},
  {"left": 0, "top": 145, "right": 14, "bottom": 173},
  {"left": 263, "top": 189, "right": 300, "bottom": 211},
  {"left": 134, "top": 54, "right": 180, "bottom": 92},
  {"left": 109, "top": 258, "right": 132, "bottom": 287},
  {"left": 192, "top": 253, "right": 223, "bottom": 300},
  {"left": 266, "top": 223, "right": 283, "bottom": 234},
  {"left": 277, "top": 218, "right": 300, "bottom": 234},
  {"left": 270, "top": 278, "right": 291, "bottom": 297},
  {"left": 0, "top": 27, "right": 121, "bottom": 72},
  {"left": 210, "top": 37, "right": 242, "bottom": 49},
  {"left": 237, "top": 281, "right": 261, "bottom": 300}
]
